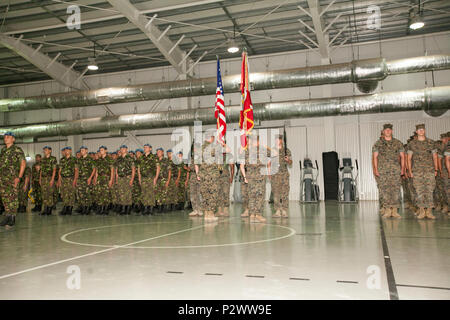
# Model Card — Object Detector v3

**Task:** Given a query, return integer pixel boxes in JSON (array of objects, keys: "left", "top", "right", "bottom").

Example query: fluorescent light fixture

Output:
[
  {"left": 87, "top": 57, "right": 98, "bottom": 71},
  {"left": 409, "top": 15, "right": 424, "bottom": 30},
  {"left": 227, "top": 38, "right": 239, "bottom": 53}
]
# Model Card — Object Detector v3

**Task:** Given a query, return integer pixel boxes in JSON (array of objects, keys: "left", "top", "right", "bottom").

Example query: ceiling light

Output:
[
  {"left": 227, "top": 38, "right": 239, "bottom": 53},
  {"left": 409, "top": 15, "right": 424, "bottom": 30},
  {"left": 87, "top": 57, "right": 98, "bottom": 71}
]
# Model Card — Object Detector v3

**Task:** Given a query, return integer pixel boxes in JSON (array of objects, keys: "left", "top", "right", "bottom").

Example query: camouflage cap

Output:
[
  {"left": 415, "top": 123, "right": 425, "bottom": 130},
  {"left": 383, "top": 123, "right": 393, "bottom": 130}
]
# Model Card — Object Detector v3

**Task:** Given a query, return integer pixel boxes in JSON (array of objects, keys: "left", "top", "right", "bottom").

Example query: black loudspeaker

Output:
[{"left": 322, "top": 152, "right": 339, "bottom": 200}]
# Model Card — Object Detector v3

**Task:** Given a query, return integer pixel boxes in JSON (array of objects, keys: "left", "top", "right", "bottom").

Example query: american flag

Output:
[
  {"left": 214, "top": 58, "right": 226, "bottom": 143},
  {"left": 239, "top": 50, "right": 254, "bottom": 149}
]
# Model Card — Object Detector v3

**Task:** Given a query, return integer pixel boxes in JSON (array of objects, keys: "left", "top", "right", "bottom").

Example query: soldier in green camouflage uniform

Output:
[
  {"left": 155, "top": 148, "right": 171, "bottom": 212},
  {"left": 175, "top": 152, "right": 190, "bottom": 210},
  {"left": 18, "top": 166, "right": 31, "bottom": 213},
  {"left": 407, "top": 124, "right": 439, "bottom": 219},
  {"left": 188, "top": 144, "right": 202, "bottom": 217},
  {"left": 270, "top": 134, "right": 292, "bottom": 218},
  {"left": 372, "top": 124, "right": 405, "bottom": 219},
  {"left": 0, "top": 132, "right": 26, "bottom": 227},
  {"left": 40, "top": 146, "right": 57, "bottom": 216},
  {"left": 57, "top": 146, "right": 77, "bottom": 215},
  {"left": 444, "top": 137, "right": 450, "bottom": 216},
  {"left": 132, "top": 149, "right": 143, "bottom": 213},
  {"left": 239, "top": 134, "right": 270, "bottom": 223},
  {"left": 166, "top": 149, "right": 179, "bottom": 210},
  {"left": 94, "top": 146, "right": 114, "bottom": 215},
  {"left": 138, "top": 144, "right": 159, "bottom": 215},
  {"left": 434, "top": 133, "right": 448, "bottom": 214},
  {"left": 77, "top": 146, "right": 96, "bottom": 215},
  {"left": 115, "top": 145, "right": 135, "bottom": 215},
  {"left": 31, "top": 154, "right": 42, "bottom": 212},
  {"left": 110, "top": 152, "right": 120, "bottom": 212}
]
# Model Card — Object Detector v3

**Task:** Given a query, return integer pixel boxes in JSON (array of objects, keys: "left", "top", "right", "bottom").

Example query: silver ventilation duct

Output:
[
  {"left": 2, "top": 86, "right": 449, "bottom": 140},
  {"left": 0, "top": 55, "right": 449, "bottom": 112}
]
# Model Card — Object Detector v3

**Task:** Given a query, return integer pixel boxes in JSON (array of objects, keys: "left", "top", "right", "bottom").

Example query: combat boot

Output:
[
  {"left": 6, "top": 215, "right": 15, "bottom": 227},
  {"left": 441, "top": 205, "right": 448, "bottom": 214},
  {"left": 32, "top": 205, "right": 39, "bottom": 212},
  {"left": 47, "top": 206, "right": 53, "bottom": 216},
  {"left": 59, "top": 206, "right": 68, "bottom": 216},
  {"left": 273, "top": 209, "right": 281, "bottom": 218},
  {"left": 223, "top": 207, "right": 229, "bottom": 217},
  {"left": 417, "top": 207, "right": 426, "bottom": 219},
  {"left": 126, "top": 205, "right": 132, "bottom": 215},
  {"left": 380, "top": 207, "right": 386, "bottom": 216},
  {"left": 76, "top": 206, "right": 83, "bottom": 214},
  {"left": 241, "top": 209, "right": 249, "bottom": 217},
  {"left": 95, "top": 205, "right": 103, "bottom": 215},
  {"left": 425, "top": 208, "right": 436, "bottom": 220},
  {"left": 391, "top": 207, "right": 401, "bottom": 219},
  {"left": 435, "top": 204, "right": 442, "bottom": 212},
  {"left": 281, "top": 209, "right": 289, "bottom": 218},
  {"left": 382, "top": 207, "right": 392, "bottom": 218},
  {"left": 67, "top": 206, "right": 73, "bottom": 215},
  {"left": 197, "top": 211, "right": 204, "bottom": 216},
  {"left": 189, "top": 210, "right": 198, "bottom": 217},
  {"left": 254, "top": 214, "right": 267, "bottom": 223},
  {"left": 0, "top": 214, "right": 12, "bottom": 227}
]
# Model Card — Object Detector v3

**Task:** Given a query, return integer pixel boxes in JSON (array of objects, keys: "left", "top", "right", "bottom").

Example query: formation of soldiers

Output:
[{"left": 372, "top": 123, "right": 450, "bottom": 220}]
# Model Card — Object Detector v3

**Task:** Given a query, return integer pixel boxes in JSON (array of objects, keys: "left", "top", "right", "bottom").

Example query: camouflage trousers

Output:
[
  {"left": 199, "top": 169, "right": 220, "bottom": 212},
  {"left": 132, "top": 180, "right": 141, "bottom": 205},
  {"left": 60, "top": 177, "right": 76, "bottom": 206},
  {"left": 241, "top": 180, "right": 249, "bottom": 210},
  {"left": 446, "top": 175, "right": 450, "bottom": 207},
  {"left": 434, "top": 175, "right": 447, "bottom": 207},
  {"left": 117, "top": 176, "right": 133, "bottom": 206},
  {"left": 401, "top": 177, "right": 410, "bottom": 204},
  {"left": 189, "top": 175, "right": 201, "bottom": 212},
  {"left": 217, "top": 172, "right": 231, "bottom": 208},
  {"left": 141, "top": 176, "right": 156, "bottom": 207},
  {"left": 167, "top": 180, "right": 177, "bottom": 205},
  {"left": 176, "top": 179, "right": 188, "bottom": 204},
  {"left": 156, "top": 178, "right": 169, "bottom": 205},
  {"left": 77, "top": 177, "right": 92, "bottom": 206},
  {"left": 96, "top": 175, "right": 111, "bottom": 206},
  {"left": 18, "top": 182, "right": 28, "bottom": 207},
  {"left": 111, "top": 180, "right": 119, "bottom": 205},
  {"left": 407, "top": 177, "right": 417, "bottom": 206},
  {"left": 375, "top": 176, "right": 384, "bottom": 207},
  {"left": 413, "top": 170, "right": 436, "bottom": 208},
  {"left": 41, "top": 176, "right": 55, "bottom": 207},
  {"left": 378, "top": 171, "right": 401, "bottom": 208},
  {"left": 247, "top": 176, "right": 266, "bottom": 215},
  {"left": 31, "top": 182, "right": 42, "bottom": 205},
  {"left": 0, "top": 178, "right": 19, "bottom": 214},
  {"left": 271, "top": 172, "right": 289, "bottom": 210}
]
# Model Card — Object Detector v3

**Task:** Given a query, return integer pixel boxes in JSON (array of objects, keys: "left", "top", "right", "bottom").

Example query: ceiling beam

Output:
[
  {"left": 106, "top": 0, "right": 193, "bottom": 74},
  {"left": 306, "top": 0, "right": 330, "bottom": 62},
  {"left": 0, "top": 33, "right": 87, "bottom": 90}
]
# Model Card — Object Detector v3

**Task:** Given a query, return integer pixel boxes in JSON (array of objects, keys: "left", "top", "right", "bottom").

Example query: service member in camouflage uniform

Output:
[
  {"left": 239, "top": 134, "right": 270, "bottom": 223},
  {"left": 57, "top": 146, "right": 77, "bottom": 215},
  {"left": 166, "top": 149, "right": 179, "bottom": 211},
  {"left": 444, "top": 138, "right": 450, "bottom": 216},
  {"left": 434, "top": 133, "right": 448, "bottom": 214},
  {"left": 372, "top": 124, "right": 405, "bottom": 218},
  {"left": 31, "top": 154, "right": 42, "bottom": 212},
  {"left": 93, "top": 145, "right": 114, "bottom": 215},
  {"left": 77, "top": 146, "right": 96, "bottom": 215},
  {"left": 39, "top": 146, "right": 57, "bottom": 216},
  {"left": 175, "top": 151, "right": 190, "bottom": 210},
  {"left": 115, "top": 145, "right": 135, "bottom": 215},
  {"left": 270, "top": 134, "right": 292, "bottom": 218},
  {"left": 18, "top": 165, "right": 31, "bottom": 213},
  {"left": 155, "top": 147, "right": 171, "bottom": 213},
  {"left": 406, "top": 133, "right": 419, "bottom": 214},
  {"left": 0, "top": 132, "right": 26, "bottom": 227},
  {"left": 132, "top": 149, "right": 143, "bottom": 213},
  {"left": 195, "top": 134, "right": 221, "bottom": 222},
  {"left": 138, "top": 144, "right": 159, "bottom": 215},
  {"left": 406, "top": 124, "right": 439, "bottom": 219},
  {"left": 188, "top": 144, "right": 203, "bottom": 217},
  {"left": 110, "top": 152, "right": 121, "bottom": 212}
]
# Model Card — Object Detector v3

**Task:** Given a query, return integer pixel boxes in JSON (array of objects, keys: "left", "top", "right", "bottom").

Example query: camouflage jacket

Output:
[
  {"left": 372, "top": 138, "right": 404, "bottom": 171},
  {"left": 77, "top": 156, "right": 95, "bottom": 179},
  {"left": 407, "top": 138, "right": 437, "bottom": 172},
  {"left": 96, "top": 156, "right": 113, "bottom": 176},
  {"left": 444, "top": 143, "right": 450, "bottom": 157},
  {"left": 40, "top": 155, "right": 57, "bottom": 177},
  {"left": 115, "top": 154, "right": 135, "bottom": 177},
  {"left": 0, "top": 144, "right": 25, "bottom": 178},
  {"left": 20, "top": 166, "right": 31, "bottom": 185},
  {"left": 157, "top": 157, "right": 171, "bottom": 179},
  {"left": 271, "top": 147, "right": 292, "bottom": 174},
  {"left": 59, "top": 156, "right": 77, "bottom": 178},
  {"left": 243, "top": 146, "right": 270, "bottom": 178},
  {"left": 138, "top": 153, "right": 158, "bottom": 177},
  {"left": 32, "top": 162, "right": 41, "bottom": 183}
]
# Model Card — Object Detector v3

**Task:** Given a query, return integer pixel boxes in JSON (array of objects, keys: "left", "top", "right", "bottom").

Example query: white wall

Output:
[{"left": 4, "top": 32, "right": 450, "bottom": 200}]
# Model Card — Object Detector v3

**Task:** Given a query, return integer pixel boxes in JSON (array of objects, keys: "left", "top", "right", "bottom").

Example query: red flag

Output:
[{"left": 239, "top": 51, "right": 254, "bottom": 149}]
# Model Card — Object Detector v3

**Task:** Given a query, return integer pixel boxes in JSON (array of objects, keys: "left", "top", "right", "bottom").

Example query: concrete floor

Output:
[{"left": 0, "top": 201, "right": 449, "bottom": 300}]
